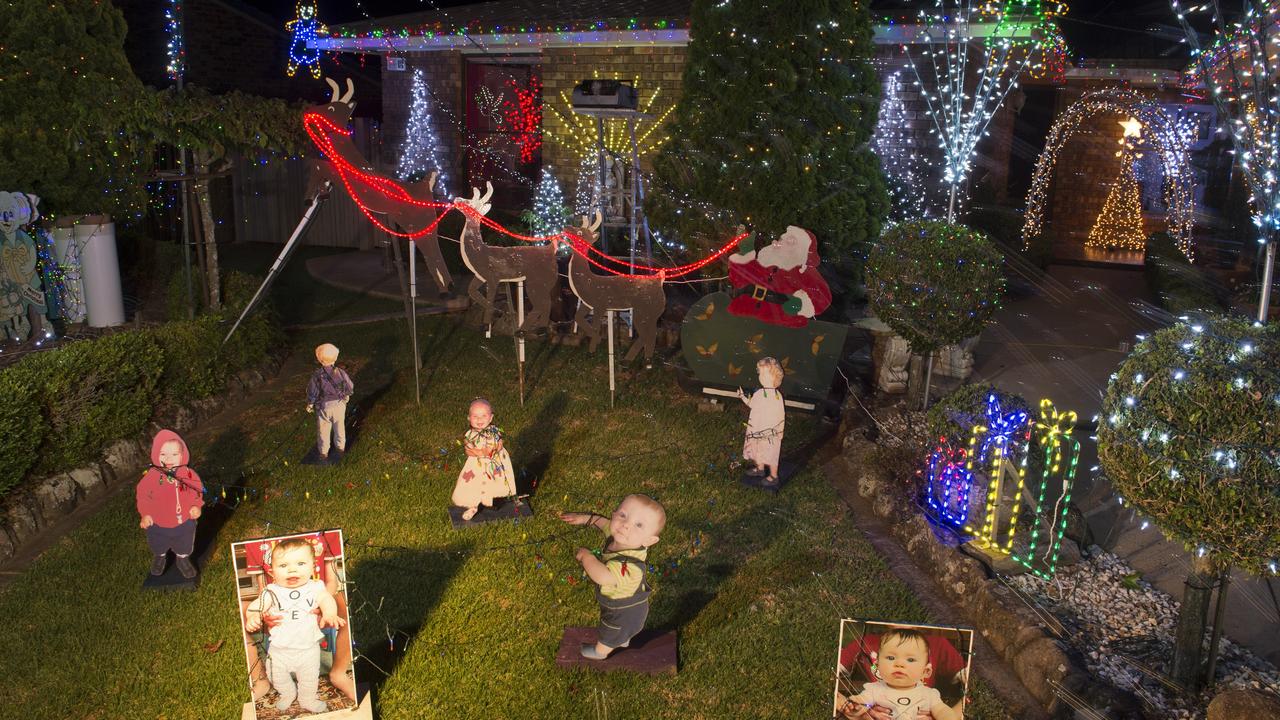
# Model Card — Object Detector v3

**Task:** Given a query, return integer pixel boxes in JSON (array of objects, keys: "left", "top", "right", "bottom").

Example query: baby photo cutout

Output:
[
  {"left": 231, "top": 530, "right": 358, "bottom": 719},
  {"left": 833, "top": 619, "right": 974, "bottom": 720}
]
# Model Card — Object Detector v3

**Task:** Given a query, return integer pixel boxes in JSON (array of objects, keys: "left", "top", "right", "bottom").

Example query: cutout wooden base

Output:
[
  {"left": 738, "top": 459, "right": 799, "bottom": 494},
  {"left": 301, "top": 447, "right": 344, "bottom": 466},
  {"left": 241, "top": 684, "right": 372, "bottom": 720},
  {"left": 554, "top": 627, "right": 678, "bottom": 675},
  {"left": 447, "top": 498, "right": 533, "bottom": 529}
]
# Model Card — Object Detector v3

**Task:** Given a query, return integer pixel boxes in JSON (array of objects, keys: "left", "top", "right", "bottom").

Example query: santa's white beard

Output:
[{"left": 755, "top": 240, "right": 806, "bottom": 271}]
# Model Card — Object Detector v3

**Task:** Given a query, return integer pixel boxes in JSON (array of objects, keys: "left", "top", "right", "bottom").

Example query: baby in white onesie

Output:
[
  {"left": 837, "top": 629, "right": 960, "bottom": 720},
  {"left": 245, "top": 538, "right": 345, "bottom": 714}
]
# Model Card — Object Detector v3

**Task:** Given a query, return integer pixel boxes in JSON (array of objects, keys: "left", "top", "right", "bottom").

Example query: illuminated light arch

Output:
[{"left": 1022, "top": 88, "right": 1197, "bottom": 260}]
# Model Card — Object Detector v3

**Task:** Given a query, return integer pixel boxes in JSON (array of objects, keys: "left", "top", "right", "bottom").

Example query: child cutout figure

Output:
[
  {"left": 837, "top": 628, "right": 961, "bottom": 720},
  {"left": 560, "top": 494, "right": 666, "bottom": 660},
  {"left": 452, "top": 398, "right": 517, "bottom": 521},
  {"left": 137, "top": 429, "right": 203, "bottom": 579},
  {"left": 738, "top": 356, "right": 786, "bottom": 485},
  {"left": 245, "top": 538, "right": 346, "bottom": 714},
  {"left": 307, "top": 343, "right": 354, "bottom": 463}
]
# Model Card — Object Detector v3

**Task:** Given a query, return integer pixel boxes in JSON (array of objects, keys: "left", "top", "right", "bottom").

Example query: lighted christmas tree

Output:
[
  {"left": 522, "top": 167, "right": 570, "bottom": 244},
  {"left": 873, "top": 72, "right": 928, "bottom": 223},
  {"left": 397, "top": 68, "right": 450, "bottom": 198},
  {"left": 573, "top": 153, "right": 599, "bottom": 218},
  {"left": 1086, "top": 118, "right": 1146, "bottom": 251}
]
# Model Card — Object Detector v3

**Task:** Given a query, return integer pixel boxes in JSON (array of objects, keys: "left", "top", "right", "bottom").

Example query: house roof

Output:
[{"left": 328, "top": 0, "right": 693, "bottom": 38}]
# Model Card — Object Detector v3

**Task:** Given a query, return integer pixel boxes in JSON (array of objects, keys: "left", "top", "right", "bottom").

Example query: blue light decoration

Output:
[
  {"left": 286, "top": 2, "right": 328, "bottom": 79},
  {"left": 924, "top": 439, "right": 975, "bottom": 527},
  {"left": 165, "top": 0, "right": 185, "bottom": 81}
]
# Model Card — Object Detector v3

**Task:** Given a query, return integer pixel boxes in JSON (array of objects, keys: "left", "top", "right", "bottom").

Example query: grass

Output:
[{"left": 1, "top": 306, "right": 1013, "bottom": 718}]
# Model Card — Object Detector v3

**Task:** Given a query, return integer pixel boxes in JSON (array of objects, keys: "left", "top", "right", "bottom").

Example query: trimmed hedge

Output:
[
  {"left": 0, "top": 271, "right": 278, "bottom": 497},
  {"left": 925, "top": 383, "right": 1034, "bottom": 444},
  {"left": 1144, "top": 232, "right": 1224, "bottom": 314},
  {"left": 1098, "top": 316, "right": 1280, "bottom": 574}
]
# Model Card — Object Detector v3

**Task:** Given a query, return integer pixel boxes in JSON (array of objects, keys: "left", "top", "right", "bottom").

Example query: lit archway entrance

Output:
[{"left": 1022, "top": 87, "right": 1196, "bottom": 262}]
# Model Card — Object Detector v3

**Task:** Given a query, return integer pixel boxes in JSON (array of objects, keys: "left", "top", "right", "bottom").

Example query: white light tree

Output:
[
  {"left": 397, "top": 67, "right": 450, "bottom": 197},
  {"left": 524, "top": 167, "right": 570, "bottom": 245},
  {"left": 902, "top": 0, "right": 1042, "bottom": 221},
  {"left": 873, "top": 72, "right": 930, "bottom": 222},
  {"left": 1172, "top": 0, "right": 1279, "bottom": 323}
]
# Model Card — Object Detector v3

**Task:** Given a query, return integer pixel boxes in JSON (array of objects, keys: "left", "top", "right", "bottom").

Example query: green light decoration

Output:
[{"left": 1010, "top": 399, "right": 1081, "bottom": 579}]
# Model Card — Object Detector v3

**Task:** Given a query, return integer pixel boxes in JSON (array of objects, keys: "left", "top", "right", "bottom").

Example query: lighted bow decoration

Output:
[
  {"left": 924, "top": 438, "right": 976, "bottom": 527},
  {"left": 1009, "top": 399, "right": 1081, "bottom": 578},
  {"left": 965, "top": 394, "right": 1032, "bottom": 551}
]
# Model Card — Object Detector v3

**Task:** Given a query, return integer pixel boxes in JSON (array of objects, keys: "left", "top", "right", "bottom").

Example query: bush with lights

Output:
[{"left": 866, "top": 221, "right": 1006, "bottom": 405}]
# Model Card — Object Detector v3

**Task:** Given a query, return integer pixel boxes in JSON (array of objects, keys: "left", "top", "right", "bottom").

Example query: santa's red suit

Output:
[{"left": 727, "top": 226, "right": 832, "bottom": 328}]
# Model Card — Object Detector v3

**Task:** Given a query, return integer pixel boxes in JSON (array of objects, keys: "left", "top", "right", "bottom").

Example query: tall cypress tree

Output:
[{"left": 645, "top": 0, "right": 888, "bottom": 263}]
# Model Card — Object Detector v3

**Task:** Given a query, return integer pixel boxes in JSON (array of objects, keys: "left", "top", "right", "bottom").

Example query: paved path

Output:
[{"left": 969, "top": 264, "right": 1280, "bottom": 667}]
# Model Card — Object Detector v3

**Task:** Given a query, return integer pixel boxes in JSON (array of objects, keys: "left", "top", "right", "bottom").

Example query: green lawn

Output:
[{"left": 1, "top": 315, "right": 1012, "bottom": 719}]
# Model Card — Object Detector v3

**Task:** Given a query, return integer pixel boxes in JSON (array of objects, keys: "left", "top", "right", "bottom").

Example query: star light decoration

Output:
[
  {"left": 903, "top": 0, "right": 1042, "bottom": 221},
  {"left": 1086, "top": 118, "right": 1148, "bottom": 251},
  {"left": 1021, "top": 88, "right": 1198, "bottom": 260},
  {"left": 963, "top": 394, "right": 1032, "bottom": 552},
  {"left": 1172, "top": 0, "right": 1280, "bottom": 321}
]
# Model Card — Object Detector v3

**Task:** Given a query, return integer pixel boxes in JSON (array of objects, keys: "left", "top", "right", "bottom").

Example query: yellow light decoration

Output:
[
  {"left": 1010, "top": 399, "right": 1080, "bottom": 579},
  {"left": 1086, "top": 117, "right": 1147, "bottom": 251},
  {"left": 543, "top": 72, "right": 676, "bottom": 162},
  {"left": 962, "top": 395, "right": 1031, "bottom": 554}
]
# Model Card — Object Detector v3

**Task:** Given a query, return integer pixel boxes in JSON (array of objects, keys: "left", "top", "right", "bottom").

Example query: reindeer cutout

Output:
[
  {"left": 563, "top": 213, "right": 667, "bottom": 365},
  {"left": 456, "top": 183, "right": 558, "bottom": 334},
  {"left": 306, "top": 77, "right": 454, "bottom": 296}
]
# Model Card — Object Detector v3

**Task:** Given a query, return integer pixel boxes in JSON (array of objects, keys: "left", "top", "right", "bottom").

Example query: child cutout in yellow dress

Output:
[{"left": 451, "top": 398, "right": 516, "bottom": 521}]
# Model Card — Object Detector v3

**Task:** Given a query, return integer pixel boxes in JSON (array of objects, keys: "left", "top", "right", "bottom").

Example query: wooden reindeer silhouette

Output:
[
  {"left": 305, "top": 77, "right": 454, "bottom": 296},
  {"left": 563, "top": 213, "right": 667, "bottom": 365},
  {"left": 456, "top": 182, "right": 558, "bottom": 334}
]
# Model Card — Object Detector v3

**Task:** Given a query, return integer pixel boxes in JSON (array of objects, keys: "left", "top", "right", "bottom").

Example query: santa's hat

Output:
[{"left": 787, "top": 225, "right": 820, "bottom": 269}]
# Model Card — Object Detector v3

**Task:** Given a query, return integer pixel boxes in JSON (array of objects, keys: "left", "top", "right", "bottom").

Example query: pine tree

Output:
[
  {"left": 524, "top": 167, "right": 570, "bottom": 241},
  {"left": 644, "top": 0, "right": 888, "bottom": 261},
  {"left": 397, "top": 67, "right": 450, "bottom": 197},
  {"left": 873, "top": 72, "right": 928, "bottom": 223},
  {"left": 1087, "top": 120, "right": 1145, "bottom": 251}
]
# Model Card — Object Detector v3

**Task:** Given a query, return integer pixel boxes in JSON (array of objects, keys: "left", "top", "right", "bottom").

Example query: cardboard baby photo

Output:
[
  {"left": 833, "top": 619, "right": 974, "bottom": 720},
  {"left": 232, "top": 530, "right": 358, "bottom": 719}
]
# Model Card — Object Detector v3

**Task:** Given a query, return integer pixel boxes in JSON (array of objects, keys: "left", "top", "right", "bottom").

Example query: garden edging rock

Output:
[
  {"left": 0, "top": 350, "right": 289, "bottom": 565},
  {"left": 833, "top": 433, "right": 1145, "bottom": 718}
]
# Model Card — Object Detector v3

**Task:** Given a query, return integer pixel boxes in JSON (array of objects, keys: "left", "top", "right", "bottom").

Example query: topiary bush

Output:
[
  {"left": 1098, "top": 315, "right": 1279, "bottom": 573},
  {"left": 866, "top": 221, "right": 1007, "bottom": 356}
]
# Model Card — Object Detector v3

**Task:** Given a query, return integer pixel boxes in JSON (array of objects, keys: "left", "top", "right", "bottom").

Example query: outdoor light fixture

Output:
[{"left": 571, "top": 78, "right": 639, "bottom": 110}]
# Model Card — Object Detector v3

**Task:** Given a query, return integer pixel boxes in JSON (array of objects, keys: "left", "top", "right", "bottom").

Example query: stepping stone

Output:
[
  {"left": 447, "top": 498, "right": 533, "bottom": 529},
  {"left": 554, "top": 627, "right": 678, "bottom": 675},
  {"left": 739, "top": 459, "right": 799, "bottom": 494}
]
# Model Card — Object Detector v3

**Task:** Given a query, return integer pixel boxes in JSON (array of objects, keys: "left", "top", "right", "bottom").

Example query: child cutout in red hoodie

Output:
[{"left": 137, "top": 429, "right": 204, "bottom": 579}]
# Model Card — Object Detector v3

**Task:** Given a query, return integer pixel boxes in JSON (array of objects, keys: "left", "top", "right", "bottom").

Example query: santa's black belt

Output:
[{"left": 740, "top": 284, "right": 791, "bottom": 304}]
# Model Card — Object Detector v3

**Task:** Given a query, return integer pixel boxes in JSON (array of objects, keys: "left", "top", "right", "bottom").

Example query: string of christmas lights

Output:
[
  {"left": 165, "top": 0, "right": 185, "bottom": 81},
  {"left": 524, "top": 167, "right": 569, "bottom": 243},
  {"left": 1021, "top": 88, "right": 1197, "bottom": 259},
  {"left": 872, "top": 71, "right": 931, "bottom": 223},
  {"left": 286, "top": 2, "right": 329, "bottom": 79}
]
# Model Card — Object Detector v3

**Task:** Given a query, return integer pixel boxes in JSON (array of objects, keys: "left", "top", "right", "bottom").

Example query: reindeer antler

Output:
[
  {"left": 341, "top": 78, "right": 355, "bottom": 104},
  {"left": 325, "top": 77, "right": 340, "bottom": 103},
  {"left": 479, "top": 181, "right": 494, "bottom": 206}
]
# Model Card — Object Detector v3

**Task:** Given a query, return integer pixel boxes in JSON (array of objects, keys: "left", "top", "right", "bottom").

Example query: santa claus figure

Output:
[{"left": 727, "top": 225, "right": 832, "bottom": 328}]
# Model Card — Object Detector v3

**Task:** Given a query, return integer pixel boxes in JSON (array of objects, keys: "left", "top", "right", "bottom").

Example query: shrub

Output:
[
  {"left": 969, "top": 206, "right": 1051, "bottom": 269},
  {"left": 1144, "top": 232, "right": 1224, "bottom": 314},
  {"left": 1098, "top": 315, "right": 1279, "bottom": 573},
  {"left": 22, "top": 331, "right": 164, "bottom": 476},
  {"left": 0, "top": 370, "right": 46, "bottom": 495},
  {"left": 925, "top": 383, "right": 1034, "bottom": 445}
]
